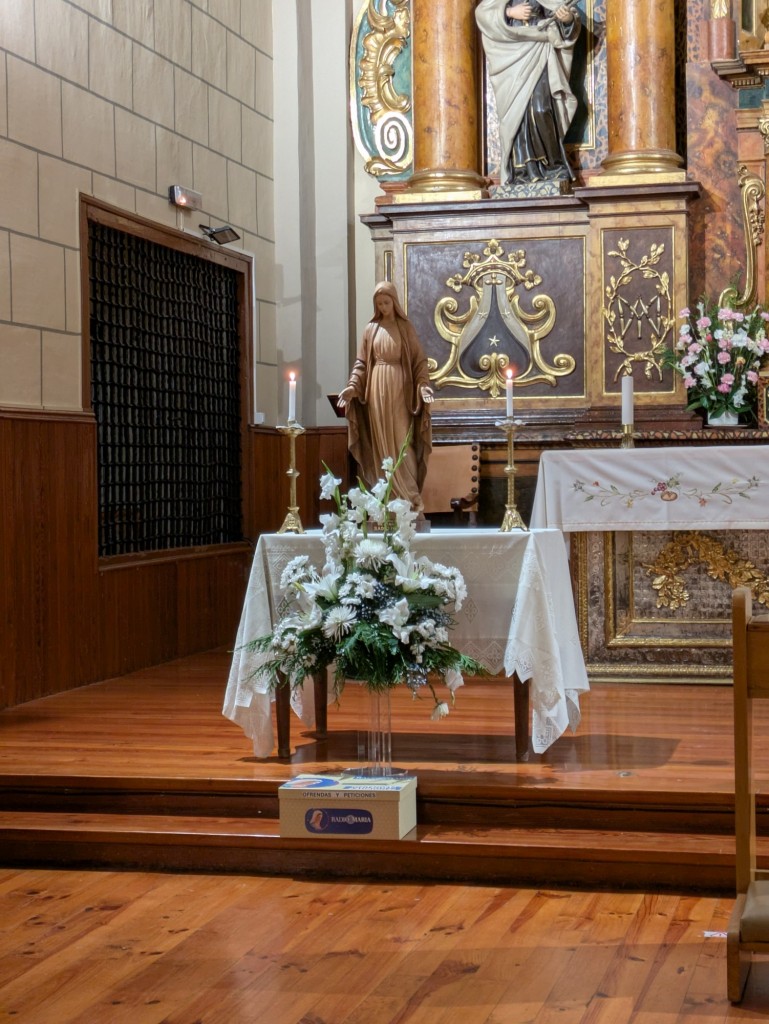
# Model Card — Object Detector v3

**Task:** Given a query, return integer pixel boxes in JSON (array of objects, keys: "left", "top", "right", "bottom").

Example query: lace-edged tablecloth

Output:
[{"left": 223, "top": 528, "right": 589, "bottom": 757}]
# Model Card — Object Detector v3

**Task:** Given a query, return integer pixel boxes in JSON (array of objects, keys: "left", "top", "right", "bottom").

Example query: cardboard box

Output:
[{"left": 279, "top": 774, "right": 417, "bottom": 840}]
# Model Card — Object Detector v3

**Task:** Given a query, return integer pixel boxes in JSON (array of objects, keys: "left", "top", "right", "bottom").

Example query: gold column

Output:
[
  {"left": 405, "top": 0, "right": 487, "bottom": 198},
  {"left": 599, "top": 0, "right": 684, "bottom": 179}
]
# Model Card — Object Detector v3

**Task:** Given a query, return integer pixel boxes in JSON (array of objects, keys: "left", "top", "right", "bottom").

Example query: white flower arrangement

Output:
[
  {"left": 244, "top": 440, "right": 486, "bottom": 718},
  {"left": 669, "top": 301, "right": 769, "bottom": 421}
]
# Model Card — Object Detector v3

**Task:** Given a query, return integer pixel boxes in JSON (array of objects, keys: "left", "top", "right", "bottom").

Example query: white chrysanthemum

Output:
[
  {"left": 280, "top": 555, "right": 311, "bottom": 590},
  {"left": 272, "top": 619, "right": 301, "bottom": 653},
  {"left": 427, "top": 562, "right": 467, "bottom": 609},
  {"left": 355, "top": 537, "right": 389, "bottom": 569},
  {"left": 322, "top": 605, "right": 357, "bottom": 640},
  {"left": 431, "top": 701, "right": 450, "bottom": 721},
  {"left": 338, "top": 579, "right": 361, "bottom": 605}
]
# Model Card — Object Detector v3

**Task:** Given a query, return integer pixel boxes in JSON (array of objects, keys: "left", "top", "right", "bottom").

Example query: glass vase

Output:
[
  {"left": 363, "top": 686, "right": 393, "bottom": 777},
  {"left": 348, "top": 685, "right": 408, "bottom": 779}
]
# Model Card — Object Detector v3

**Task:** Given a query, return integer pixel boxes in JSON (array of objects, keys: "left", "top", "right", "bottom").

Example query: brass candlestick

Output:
[
  {"left": 620, "top": 423, "right": 635, "bottom": 449},
  {"left": 496, "top": 417, "right": 528, "bottom": 532},
  {"left": 277, "top": 421, "right": 305, "bottom": 534}
]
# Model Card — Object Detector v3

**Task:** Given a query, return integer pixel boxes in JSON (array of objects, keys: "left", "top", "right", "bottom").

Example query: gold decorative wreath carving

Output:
[
  {"left": 643, "top": 531, "right": 769, "bottom": 611},
  {"left": 430, "top": 239, "right": 576, "bottom": 396},
  {"left": 603, "top": 238, "right": 674, "bottom": 382}
]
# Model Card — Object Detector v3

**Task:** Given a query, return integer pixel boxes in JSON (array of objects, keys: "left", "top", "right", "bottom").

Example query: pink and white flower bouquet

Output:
[{"left": 669, "top": 302, "right": 769, "bottom": 422}]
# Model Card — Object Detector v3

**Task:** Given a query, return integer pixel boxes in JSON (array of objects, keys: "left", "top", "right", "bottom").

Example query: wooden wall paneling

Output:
[
  {"left": 247, "top": 427, "right": 285, "bottom": 539},
  {"left": 39, "top": 418, "right": 101, "bottom": 696},
  {"left": 246, "top": 426, "right": 352, "bottom": 539},
  {"left": 0, "top": 415, "right": 100, "bottom": 708},
  {"left": 98, "top": 561, "right": 180, "bottom": 678},
  {"left": 0, "top": 416, "right": 23, "bottom": 708},
  {"left": 176, "top": 551, "right": 251, "bottom": 655},
  {"left": 303, "top": 427, "right": 352, "bottom": 528}
]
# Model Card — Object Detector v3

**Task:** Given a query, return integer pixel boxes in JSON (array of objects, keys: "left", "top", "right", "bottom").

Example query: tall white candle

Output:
[
  {"left": 288, "top": 372, "right": 297, "bottom": 422},
  {"left": 506, "top": 369, "right": 514, "bottom": 418},
  {"left": 621, "top": 374, "right": 633, "bottom": 425}
]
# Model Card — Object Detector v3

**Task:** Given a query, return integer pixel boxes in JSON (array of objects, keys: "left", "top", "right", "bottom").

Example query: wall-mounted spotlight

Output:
[
  {"left": 200, "top": 224, "right": 241, "bottom": 245},
  {"left": 168, "top": 185, "right": 202, "bottom": 211}
]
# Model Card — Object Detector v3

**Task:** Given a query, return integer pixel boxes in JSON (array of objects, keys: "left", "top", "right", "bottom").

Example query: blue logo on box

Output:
[{"left": 305, "top": 808, "right": 374, "bottom": 834}]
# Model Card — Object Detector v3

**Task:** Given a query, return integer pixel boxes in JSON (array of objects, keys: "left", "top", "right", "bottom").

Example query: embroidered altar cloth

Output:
[{"left": 531, "top": 445, "right": 769, "bottom": 532}]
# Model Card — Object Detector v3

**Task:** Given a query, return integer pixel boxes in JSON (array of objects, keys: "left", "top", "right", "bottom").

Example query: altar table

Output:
[
  {"left": 223, "top": 529, "right": 589, "bottom": 760},
  {"left": 531, "top": 445, "right": 769, "bottom": 532}
]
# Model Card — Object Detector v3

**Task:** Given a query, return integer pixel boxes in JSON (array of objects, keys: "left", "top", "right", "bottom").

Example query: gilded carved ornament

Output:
[
  {"left": 718, "top": 164, "right": 765, "bottom": 311},
  {"left": 429, "top": 240, "right": 576, "bottom": 396},
  {"left": 711, "top": 0, "right": 729, "bottom": 16},
  {"left": 643, "top": 531, "right": 769, "bottom": 611},
  {"left": 603, "top": 239, "right": 674, "bottom": 382},
  {"left": 352, "top": 0, "right": 413, "bottom": 177}
]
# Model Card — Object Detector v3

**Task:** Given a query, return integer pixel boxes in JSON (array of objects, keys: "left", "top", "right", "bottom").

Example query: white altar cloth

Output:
[
  {"left": 223, "top": 529, "right": 589, "bottom": 757},
  {"left": 531, "top": 445, "right": 769, "bottom": 532}
]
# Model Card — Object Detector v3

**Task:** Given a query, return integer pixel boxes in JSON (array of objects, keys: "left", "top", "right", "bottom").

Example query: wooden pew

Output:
[{"left": 726, "top": 587, "right": 769, "bottom": 1003}]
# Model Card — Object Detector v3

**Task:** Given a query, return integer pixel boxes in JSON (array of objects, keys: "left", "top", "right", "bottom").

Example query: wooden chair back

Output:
[{"left": 421, "top": 444, "right": 480, "bottom": 523}]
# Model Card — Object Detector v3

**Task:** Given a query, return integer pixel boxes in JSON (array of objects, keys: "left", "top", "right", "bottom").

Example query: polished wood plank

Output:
[
  {"left": 2, "top": 649, "right": 769, "bottom": 891},
  {"left": 0, "top": 869, "right": 766, "bottom": 1023},
  {"left": 2, "top": 649, "right": 766, "bottom": 799}
]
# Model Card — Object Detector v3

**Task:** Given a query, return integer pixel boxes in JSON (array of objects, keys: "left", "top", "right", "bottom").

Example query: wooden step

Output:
[
  {"left": 0, "top": 809, "right": 761, "bottom": 894},
  {"left": 0, "top": 772, "right": 755, "bottom": 837}
]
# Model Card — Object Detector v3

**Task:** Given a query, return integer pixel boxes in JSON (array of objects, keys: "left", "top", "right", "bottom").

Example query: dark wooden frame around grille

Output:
[{"left": 81, "top": 198, "right": 252, "bottom": 560}]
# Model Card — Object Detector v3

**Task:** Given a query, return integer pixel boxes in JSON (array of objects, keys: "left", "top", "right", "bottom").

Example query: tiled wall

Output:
[{"left": 0, "top": 0, "right": 274, "bottom": 411}]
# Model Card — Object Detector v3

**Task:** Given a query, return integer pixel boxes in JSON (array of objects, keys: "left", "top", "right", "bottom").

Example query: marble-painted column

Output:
[
  {"left": 406, "top": 0, "right": 487, "bottom": 196},
  {"left": 600, "top": 0, "right": 684, "bottom": 176}
]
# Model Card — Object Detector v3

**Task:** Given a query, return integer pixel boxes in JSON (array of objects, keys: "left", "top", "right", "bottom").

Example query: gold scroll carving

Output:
[
  {"left": 430, "top": 239, "right": 575, "bottom": 396},
  {"left": 644, "top": 530, "right": 769, "bottom": 610},
  {"left": 356, "top": 0, "right": 412, "bottom": 176},
  {"left": 718, "top": 164, "right": 765, "bottom": 311}
]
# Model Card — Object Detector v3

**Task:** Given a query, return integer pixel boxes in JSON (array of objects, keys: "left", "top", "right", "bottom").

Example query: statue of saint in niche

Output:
[
  {"left": 475, "top": 1, "right": 581, "bottom": 195},
  {"left": 337, "top": 281, "right": 433, "bottom": 515}
]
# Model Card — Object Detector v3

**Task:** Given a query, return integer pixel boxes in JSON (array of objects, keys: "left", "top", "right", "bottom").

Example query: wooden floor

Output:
[
  {"left": 0, "top": 651, "right": 765, "bottom": 892},
  {"left": 3, "top": 652, "right": 769, "bottom": 1020},
  {"left": 1, "top": 650, "right": 768, "bottom": 894},
  {"left": 1, "top": 869, "right": 768, "bottom": 1022}
]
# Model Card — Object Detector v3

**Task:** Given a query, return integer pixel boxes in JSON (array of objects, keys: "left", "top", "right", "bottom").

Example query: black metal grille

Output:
[{"left": 89, "top": 221, "right": 243, "bottom": 557}]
